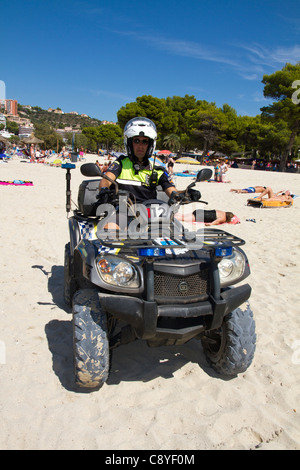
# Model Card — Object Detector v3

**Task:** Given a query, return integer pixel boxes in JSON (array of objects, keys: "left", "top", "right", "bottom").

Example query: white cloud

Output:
[
  {"left": 252, "top": 92, "right": 269, "bottom": 103},
  {"left": 144, "top": 36, "right": 240, "bottom": 67},
  {"left": 113, "top": 29, "right": 240, "bottom": 68},
  {"left": 240, "top": 43, "right": 300, "bottom": 67},
  {"left": 112, "top": 29, "right": 300, "bottom": 82},
  {"left": 271, "top": 45, "right": 300, "bottom": 63},
  {"left": 238, "top": 73, "right": 259, "bottom": 81}
]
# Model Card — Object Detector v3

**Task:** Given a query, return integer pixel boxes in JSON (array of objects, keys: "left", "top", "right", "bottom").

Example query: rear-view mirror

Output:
[
  {"left": 80, "top": 163, "right": 103, "bottom": 177},
  {"left": 196, "top": 168, "right": 212, "bottom": 182}
]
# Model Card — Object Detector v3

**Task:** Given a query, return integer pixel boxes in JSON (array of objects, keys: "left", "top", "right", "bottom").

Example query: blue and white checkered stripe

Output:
[
  {"left": 79, "top": 221, "right": 97, "bottom": 240},
  {"left": 97, "top": 246, "right": 120, "bottom": 254}
]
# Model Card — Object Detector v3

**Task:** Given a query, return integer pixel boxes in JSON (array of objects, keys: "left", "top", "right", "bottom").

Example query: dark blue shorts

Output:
[{"left": 243, "top": 187, "right": 256, "bottom": 193}]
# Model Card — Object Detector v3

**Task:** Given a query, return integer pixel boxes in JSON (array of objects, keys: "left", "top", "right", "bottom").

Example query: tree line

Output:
[
  {"left": 17, "top": 62, "right": 300, "bottom": 171},
  {"left": 81, "top": 63, "right": 300, "bottom": 171}
]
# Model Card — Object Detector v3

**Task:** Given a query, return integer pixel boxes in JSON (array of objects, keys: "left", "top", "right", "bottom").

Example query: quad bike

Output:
[{"left": 63, "top": 162, "right": 256, "bottom": 389}]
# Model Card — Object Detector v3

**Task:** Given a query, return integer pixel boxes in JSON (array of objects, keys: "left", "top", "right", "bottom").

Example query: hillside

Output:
[{"left": 18, "top": 105, "right": 102, "bottom": 130}]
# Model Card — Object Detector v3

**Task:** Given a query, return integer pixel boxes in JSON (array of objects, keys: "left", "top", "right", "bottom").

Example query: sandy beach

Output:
[{"left": 0, "top": 155, "right": 299, "bottom": 450}]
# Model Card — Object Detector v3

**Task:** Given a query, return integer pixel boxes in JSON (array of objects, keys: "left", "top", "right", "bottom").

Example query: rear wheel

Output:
[
  {"left": 201, "top": 302, "right": 256, "bottom": 376},
  {"left": 73, "top": 289, "right": 109, "bottom": 389}
]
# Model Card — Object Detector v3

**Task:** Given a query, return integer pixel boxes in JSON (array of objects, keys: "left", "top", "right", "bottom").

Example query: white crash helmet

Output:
[{"left": 124, "top": 117, "right": 157, "bottom": 159}]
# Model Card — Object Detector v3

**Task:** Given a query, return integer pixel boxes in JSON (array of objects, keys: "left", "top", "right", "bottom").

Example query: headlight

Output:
[
  {"left": 218, "top": 248, "right": 246, "bottom": 287},
  {"left": 96, "top": 255, "right": 140, "bottom": 287}
]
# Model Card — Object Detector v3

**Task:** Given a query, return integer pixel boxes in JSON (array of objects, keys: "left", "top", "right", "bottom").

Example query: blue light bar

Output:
[
  {"left": 138, "top": 247, "right": 166, "bottom": 257},
  {"left": 215, "top": 246, "right": 233, "bottom": 257},
  {"left": 61, "top": 163, "right": 76, "bottom": 169}
]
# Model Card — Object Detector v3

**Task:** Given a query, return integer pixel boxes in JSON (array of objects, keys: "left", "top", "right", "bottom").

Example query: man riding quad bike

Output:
[{"left": 63, "top": 118, "right": 256, "bottom": 389}]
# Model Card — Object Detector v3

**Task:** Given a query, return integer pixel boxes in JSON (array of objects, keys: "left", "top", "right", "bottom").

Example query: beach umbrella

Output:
[
  {"left": 149, "top": 156, "right": 166, "bottom": 168},
  {"left": 22, "top": 133, "right": 44, "bottom": 144},
  {"left": 157, "top": 150, "right": 172, "bottom": 155},
  {"left": 176, "top": 156, "right": 200, "bottom": 165}
]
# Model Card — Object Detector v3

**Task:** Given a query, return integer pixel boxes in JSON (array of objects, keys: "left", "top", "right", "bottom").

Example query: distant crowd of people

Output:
[
  {"left": 3, "top": 139, "right": 299, "bottom": 174},
  {"left": 250, "top": 159, "right": 300, "bottom": 172}
]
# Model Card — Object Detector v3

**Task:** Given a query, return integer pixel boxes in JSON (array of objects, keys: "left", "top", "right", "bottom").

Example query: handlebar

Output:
[{"left": 80, "top": 162, "right": 212, "bottom": 209}]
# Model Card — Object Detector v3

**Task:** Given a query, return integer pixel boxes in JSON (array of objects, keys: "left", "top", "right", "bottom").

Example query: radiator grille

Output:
[{"left": 154, "top": 269, "right": 209, "bottom": 300}]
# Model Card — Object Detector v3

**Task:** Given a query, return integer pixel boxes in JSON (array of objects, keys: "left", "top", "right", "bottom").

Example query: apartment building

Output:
[{"left": 0, "top": 99, "right": 18, "bottom": 116}]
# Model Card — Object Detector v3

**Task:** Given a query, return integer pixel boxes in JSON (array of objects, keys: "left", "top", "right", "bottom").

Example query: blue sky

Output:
[{"left": 1, "top": 0, "right": 300, "bottom": 122}]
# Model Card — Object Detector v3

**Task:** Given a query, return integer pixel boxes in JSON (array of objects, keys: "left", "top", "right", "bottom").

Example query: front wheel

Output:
[
  {"left": 201, "top": 302, "right": 256, "bottom": 376},
  {"left": 73, "top": 289, "right": 110, "bottom": 389}
]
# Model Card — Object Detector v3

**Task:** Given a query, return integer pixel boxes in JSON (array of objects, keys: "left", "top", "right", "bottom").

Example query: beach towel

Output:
[
  {"left": 229, "top": 215, "right": 241, "bottom": 224},
  {"left": 247, "top": 197, "right": 293, "bottom": 208},
  {"left": 0, "top": 180, "right": 33, "bottom": 186},
  {"left": 174, "top": 172, "right": 196, "bottom": 177}
]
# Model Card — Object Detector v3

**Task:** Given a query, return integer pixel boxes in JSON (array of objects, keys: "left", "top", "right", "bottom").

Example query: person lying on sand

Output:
[
  {"left": 176, "top": 209, "right": 237, "bottom": 226},
  {"left": 256, "top": 187, "right": 293, "bottom": 203},
  {"left": 230, "top": 186, "right": 266, "bottom": 193}
]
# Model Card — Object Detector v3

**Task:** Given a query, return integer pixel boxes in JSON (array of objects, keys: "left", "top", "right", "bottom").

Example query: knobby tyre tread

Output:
[
  {"left": 73, "top": 288, "right": 109, "bottom": 389},
  {"left": 201, "top": 301, "right": 256, "bottom": 376}
]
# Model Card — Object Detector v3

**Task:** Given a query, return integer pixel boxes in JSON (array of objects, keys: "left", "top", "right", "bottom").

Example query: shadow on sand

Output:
[{"left": 41, "top": 264, "right": 222, "bottom": 393}]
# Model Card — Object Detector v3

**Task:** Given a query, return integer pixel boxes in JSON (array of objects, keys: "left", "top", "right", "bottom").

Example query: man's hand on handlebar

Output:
[
  {"left": 97, "top": 187, "right": 115, "bottom": 204},
  {"left": 168, "top": 188, "right": 201, "bottom": 206},
  {"left": 168, "top": 191, "right": 185, "bottom": 206}
]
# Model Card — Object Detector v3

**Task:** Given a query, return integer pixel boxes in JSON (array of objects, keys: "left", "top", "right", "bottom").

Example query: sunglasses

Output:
[{"left": 132, "top": 138, "right": 149, "bottom": 145}]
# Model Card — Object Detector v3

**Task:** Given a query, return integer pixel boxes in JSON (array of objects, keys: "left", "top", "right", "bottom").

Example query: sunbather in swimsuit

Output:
[
  {"left": 256, "top": 188, "right": 293, "bottom": 203},
  {"left": 176, "top": 209, "right": 236, "bottom": 226},
  {"left": 230, "top": 186, "right": 266, "bottom": 194}
]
